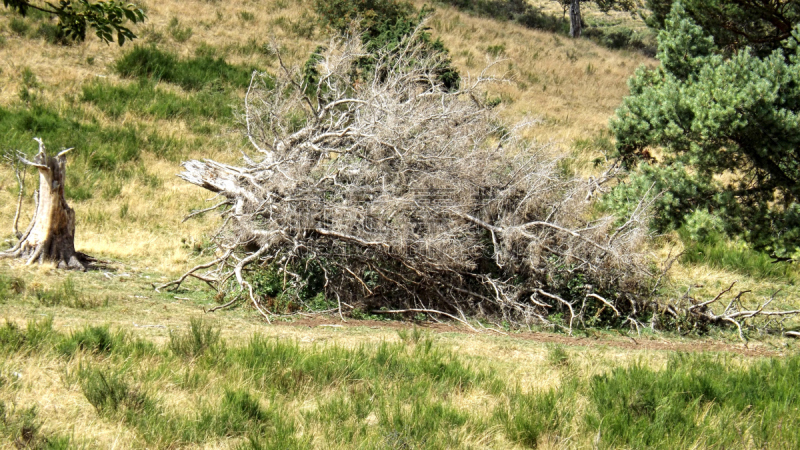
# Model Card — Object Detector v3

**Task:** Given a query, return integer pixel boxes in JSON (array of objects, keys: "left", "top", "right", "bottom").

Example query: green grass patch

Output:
[
  {"left": 680, "top": 230, "right": 799, "bottom": 282},
  {"left": 587, "top": 353, "right": 800, "bottom": 448},
  {"left": 228, "top": 334, "right": 495, "bottom": 395},
  {"left": 31, "top": 278, "right": 109, "bottom": 309},
  {"left": 81, "top": 79, "right": 235, "bottom": 125},
  {"left": 3, "top": 317, "right": 798, "bottom": 448},
  {"left": 115, "top": 45, "right": 266, "bottom": 91},
  {"left": 0, "top": 102, "right": 190, "bottom": 200},
  {"left": 0, "top": 403, "right": 71, "bottom": 449},
  {"left": 0, "top": 317, "right": 56, "bottom": 355},
  {"left": 0, "top": 274, "right": 25, "bottom": 302},
  {"left": 495, "top": 385, "right": 573, "bottom": 447}
]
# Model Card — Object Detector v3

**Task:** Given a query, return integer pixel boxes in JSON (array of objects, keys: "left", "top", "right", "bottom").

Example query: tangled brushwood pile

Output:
[
  {"left": 162, "top": 26, "right": 798, "bottom": 334},
  {"left": 162, "top": 27, "right": 655, "bottom": 331}
]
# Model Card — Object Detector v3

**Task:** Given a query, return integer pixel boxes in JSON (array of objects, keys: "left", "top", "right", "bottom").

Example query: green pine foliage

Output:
[
  {"left": 609, "top": 3, "right": 800, "bottom": 260},
  {"left": 644, "top": 0, "right": 800, "bottom": 56}
]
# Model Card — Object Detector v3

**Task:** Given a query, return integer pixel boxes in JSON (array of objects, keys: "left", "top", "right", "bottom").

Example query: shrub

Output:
[{"left": 313, "top": 0, "right": 460, "bottom": 90}]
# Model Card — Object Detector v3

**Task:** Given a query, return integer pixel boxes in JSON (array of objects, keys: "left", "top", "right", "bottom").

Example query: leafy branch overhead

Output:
[{"left": 2, "top": 0, "right": 146, "bottom": 45}]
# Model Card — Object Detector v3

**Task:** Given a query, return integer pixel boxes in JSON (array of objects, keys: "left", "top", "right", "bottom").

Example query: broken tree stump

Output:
[{"left": 1, "top": 138, "right": 89, "bottom": 270}]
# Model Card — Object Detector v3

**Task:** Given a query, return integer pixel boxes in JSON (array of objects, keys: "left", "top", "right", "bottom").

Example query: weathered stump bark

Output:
[
  {"left": 569, "top": 0, "right": 582, "bottom": 38},
  {"left": 1, "top": 138, "right": 88, "bottom": 270}
]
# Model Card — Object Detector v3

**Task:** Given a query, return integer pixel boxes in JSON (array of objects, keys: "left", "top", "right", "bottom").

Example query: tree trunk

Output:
[
  {"left": 569, "top": 0, "right": 582, "bottom": 38},
  {"left": 1, "top": 139, "right": 88, "bottom": 270}
]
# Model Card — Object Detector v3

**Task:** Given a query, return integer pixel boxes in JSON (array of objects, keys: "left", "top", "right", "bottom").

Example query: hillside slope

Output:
[{"left": 0, "top": 0, "right": 655, "bottom": 273}]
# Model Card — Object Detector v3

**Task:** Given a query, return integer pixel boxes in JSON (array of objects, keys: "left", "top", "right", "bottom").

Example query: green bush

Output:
[
  {"left": 314, "top": 0, "right": 415, "bottom": 33},
  {"left": 312, "top": 0, "right": 460, "bottom": 91}
]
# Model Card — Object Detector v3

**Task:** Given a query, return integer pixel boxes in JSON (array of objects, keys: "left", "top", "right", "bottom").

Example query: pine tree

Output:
[{"left": 610, "top": 3, "right": 800, "bottom": 260}]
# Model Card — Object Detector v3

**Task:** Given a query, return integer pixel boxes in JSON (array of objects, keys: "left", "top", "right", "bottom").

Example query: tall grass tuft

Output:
[
  {"left": 58, "top": 325, "right": 118, "bottom": 356},
  {"left": 78, "top": 366, "right": 148, "bottom": 415},
  {"left": 495, "top": 385, "right": 574, "bottom": 448},
  {"left": 169, "top": 318, "right": 222, "bottom": 358},
  {"left": 0, "top": 403, "right": 71, "bottom": 449},
  {"left": 0, "top": 317, "right": 56, "bottom": 355},
  {"left": 0, "top": 274, "right": 25, "bottom": 302}
]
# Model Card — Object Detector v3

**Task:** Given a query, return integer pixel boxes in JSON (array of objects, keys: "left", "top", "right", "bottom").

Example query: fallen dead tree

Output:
[
  {"left": 162, "top": 27, "right": 800, "bottom": 335},
  {"left": 664, "top": 282, "right": 800, "bottom": 341}
]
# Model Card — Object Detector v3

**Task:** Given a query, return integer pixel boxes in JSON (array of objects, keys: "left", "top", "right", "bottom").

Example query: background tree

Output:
[
  {"left": 552, "top": 0, "right": 641, "bottom": 37},
  {"left": 609, "top": 2, "right": 800, "bottom": 260},
  {"left": 2, "top": 0, "right": 145, "bottom": 45}
]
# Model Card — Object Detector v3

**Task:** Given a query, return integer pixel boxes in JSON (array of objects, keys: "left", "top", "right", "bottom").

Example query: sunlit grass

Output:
[{"left": 0, "top": 317, "right": 796, "bottom": 448}]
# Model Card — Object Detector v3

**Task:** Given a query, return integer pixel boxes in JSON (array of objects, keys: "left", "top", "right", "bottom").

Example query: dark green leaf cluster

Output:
[
  {"left": 3, "top": 0, "right": 145, "bottom": 45},
  {"left": 610, "top": 3, "right": 800, "bottom": 259}
]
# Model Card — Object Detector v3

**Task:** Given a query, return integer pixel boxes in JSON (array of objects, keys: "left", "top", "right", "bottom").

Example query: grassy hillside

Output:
[
  {"left": 0, "top": 1, "right": 799, "bottom": 447},
  {"left": 0, "top": 0, "right": 654, "bottom": 270}
]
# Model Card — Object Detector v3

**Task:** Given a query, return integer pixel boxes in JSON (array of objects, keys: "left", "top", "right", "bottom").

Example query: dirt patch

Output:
[{"left": 276, "top": 315, "right": 782, "bottom": 357}]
